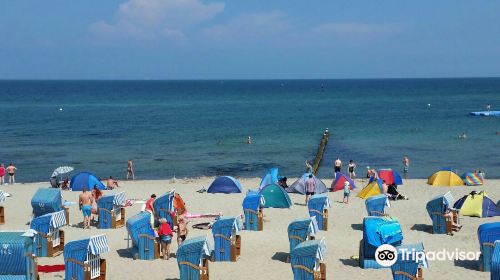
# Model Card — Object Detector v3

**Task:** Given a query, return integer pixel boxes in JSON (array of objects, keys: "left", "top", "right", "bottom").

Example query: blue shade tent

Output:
[
  {"left": 31, "top": 188, "right": 66, "bottom": 219},
  {"left": 126, "top": 212, "right": 159, "bottom": 260},
  {"left": 365, "top": 194, "right": 390, "bottom": 216},
  {"left": 290, "top": 239, "right": 326, "bottom": 280},
  {"left": 207, "top": 176, "right": 242, "bottom": 194},
  {"left": 30, "top": 210, "right": 67, "bottom": 257},
  {"left": 392, "top": 243, "right": 427, "bottom": 280},
  {"left": 0, "top": 231, "right": 38, "bottom": 280},
  {"left": 70, "top": 172, "right": 105, "bottom": 191},
  {"left": 259, "top": 183, "right": 293, "bottom": 208},
  {"left": 492, "top": 241, "right": 500, "bottom": 280},
  {"left": 288, "top": 217, "right": 319, "bottom": 255},
  {"left": 288, "top": 174, "right": 328, "bottom": 195},
  {"left": 259, "top": 168, "right": 279, "bottom": 190},
  {"left": 64, "top": 234, "right": 109, "bottom": 280},
  {"left": 307, "top": 194, "right": 330, "bottom": 231},
  {"left": 211, "top": 217, "right": 241, "bottom": 262},
  {"left": 478, "top": 222, "right": 500, "bottom": 272},
  {"left": 242, "top": 192, "right": 265, "bottom": 231},
  {"left": 426, "top": 192, "right": 455, "bottom": 234},
  {"left": 98, "top": 192, "right": 126, "bottom": 229},
  {"left": 177, "top": 236, "right": 211, "bottom": 280},
  {"left": 153, "top": 190, "right": 175, "bottom": 227},
  {"left": 359, "top": 216, "right": 403, "bottom": 269}
]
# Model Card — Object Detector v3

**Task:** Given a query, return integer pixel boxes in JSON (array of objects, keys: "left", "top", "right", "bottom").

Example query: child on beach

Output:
[
  {"left": 348, "top": 160, "right": 356, "bottom": 179},
  {"left": 157, "top": 218, "right": 173, "bottom": 260},
  {"left": 343, "top": 181, "right": 350, "bottom": 204}
]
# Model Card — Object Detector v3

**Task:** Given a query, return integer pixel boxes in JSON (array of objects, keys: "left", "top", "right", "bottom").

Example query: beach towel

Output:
[{"left": 38, "top": 264, "right": 65, "bottom": 273}]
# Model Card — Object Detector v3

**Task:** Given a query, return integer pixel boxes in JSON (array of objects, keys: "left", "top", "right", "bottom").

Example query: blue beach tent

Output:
[
  {"left": 177, "top": 236, "right": 211, "bottom": 280},
  {"left": 64, "top": 234, "right": 109, "bottom": 280},
  {"left": 259, "top": 183, "right": 293, "bottom": 208},
  {"left": 211, "top": 217, "right": 242, "bottom": 262},
  {"left": 290, "top": 239, "right": 326, "bottom": 280},
  {"left": 126, "top": 212, "right": 158, "bottom": 260},
  {"left": 98, "top": 191, "right": 126, "bottom": 229},
  {"left": 307, "top": 194, "right": 330, "bottom": 231},
  {"left": 207, "top": 176, "right": 242, "bottom": 194},
  {"left": 242, "top": 192, "right": 265, "bottom": 231},
  {"left": 70, "top": 172, "right": 105, "bottom": 191},
  {"left": 30, "top": 210, "right": 67, "bottom": 257},
  {"left": 259, "top": 168, "right": 279, "bottom": 190},
  {"left": 153, "top": 190, "right": 176, "bottom": 227},
  {"left": 478, "top": 222, "right": 500, "bottom": 272},
  {"left": 31, "top": 188, "right": 64, "bottom": 218},
  {"left": 0, "top": 231, "right": 38, "bottom": 280}
]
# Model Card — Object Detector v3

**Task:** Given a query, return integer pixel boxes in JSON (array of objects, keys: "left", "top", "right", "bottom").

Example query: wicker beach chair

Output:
[
  {"left": 153, "top": 190, "right": 176, "bottom": 227},
  {"left": 177, "top": 236, "right": 211, "bottom": 280},
  {"left": 307, "top": 194, "right": 330, "bottom": 231},
  {"left": 242, "top": 191, "right": 264, "bottom": 231},
  {"left": 31, "top": 188, "right": 69, "bottom": 225},
  {"left": 30, "top": 210, "right": 66, "bottom": 257},
  {"left": 64, "top": 234, "right": 109, "bottom": 280},
  {"left": 478, "top": 222, "right": 500, "bottom": 272},
  {"left": 211, "top": 217, "right": 241, "bottom": 262},
  {"left": 290, "top": 239, "right": 326, "bottom": 280},
  {"left": 288, "top": 217, "right": 319, "bottom": 262},
  {"left": 491, "top": 241, "right": 500, "bottom": 280},
  {"left": 98, "top": 192, "right": 126, "bottom": 229},
  {"left": 391, "top": 243, "right": 426, "bottom": 280},
  {"left": 426, "top": 192, "right": 459, "bottom": 235},
  {"left": 0, "top": 231, "right": 39, "bottom": 280},
  {"left": 0, "top": 189, "right": 6, "bottom": 224},
  {"left": 126, "top": 212, "right": 160, "bottom": 260},
  {"left": 366, "top": 194, "right": 389, "bottom": 217}
]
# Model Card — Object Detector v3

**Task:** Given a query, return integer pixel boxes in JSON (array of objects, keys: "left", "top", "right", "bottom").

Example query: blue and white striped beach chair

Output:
[
  {"left": 426, "top": 192, "right": 458, "bottom": 235},
  {"left": 211, "top": 217, "right": 241, "bottom": 262},
  {"left": 31, "top": 188, "right": 69, "bottom": 225},
  {"left": 491, "top": 241, "right": 500, "bottom": 280},
  {"left": 366, "top": 194, "right": 389, "bottom": 216},
  {"left": 177, "top": 236, "right": 211, "bottom": 280},
  {"left": 0, "top": 189, "right": 5, "bottom": 224},
  {"left": 242, "top": 191, "right": 264, "bottom": 231},
  {"left": 64, "top": 234, "right": 109, "bottom": 280},
  {"left": 98, "top": 192, "right": 126, "bottom": 229},
  {"left": 391, "top": 243, "right": 426, "bottom": 280},
  {"left": 0, "top": 231, "right": 39, "bottom": 280},
  {"left": 153, "top": 190, "right": 176, "bottom": 227},
  {"left": 290, "top": 239, "right": 326, "bottom": 280},
  {"left": 126, "top": 212, "right": 159, "bottom": 260},
  {"left": 478, "top": 222, "right": 500, "bottom": 272},
  {"left": 307, "top": 194, "right": 330, "bottom": 231},
  {"left": 288, "top": 217, "right": 319, "bottom": 260},
  {"left": 30, "top": 210, "right": 67, "bottom": 257}
]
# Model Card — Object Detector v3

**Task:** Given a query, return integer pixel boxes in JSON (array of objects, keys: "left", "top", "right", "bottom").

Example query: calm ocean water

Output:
[{"left": 0, "top": 79, "right": 499, "bottom": 182}]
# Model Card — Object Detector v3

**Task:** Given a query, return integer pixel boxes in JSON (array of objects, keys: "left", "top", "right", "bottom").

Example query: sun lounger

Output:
[
  {"left": 177, "top": 236, "right": 211, "bottom": 280},
  {"left": 478, "top": 222, "right": 500, "bottom": 272},
  {"left": 64, "top": 234, "right": 109, "bottom": 280}
]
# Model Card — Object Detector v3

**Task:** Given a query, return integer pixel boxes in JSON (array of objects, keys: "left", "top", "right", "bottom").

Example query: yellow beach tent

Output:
[
  {"left": 357, "top": 179, "right": 383, "bottom": 199},
  {"left": 427, "top": 170, "right": 464, "bottom": 186}
]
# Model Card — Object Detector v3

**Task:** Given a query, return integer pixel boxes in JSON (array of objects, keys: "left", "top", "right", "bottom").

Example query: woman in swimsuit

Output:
[
  {"left": 0, "top": 163, "right": 5, "bottom": 185},
  {"left": 126, "top": 159, "right": 135, "bottom": 180},
  {"left": 348, "top": 160, "right": 356, "bottom": 179}
]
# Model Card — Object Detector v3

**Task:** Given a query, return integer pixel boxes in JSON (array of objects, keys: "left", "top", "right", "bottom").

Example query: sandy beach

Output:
[{"left": 1, "top": 178, "right": 499, "bottom": 279}]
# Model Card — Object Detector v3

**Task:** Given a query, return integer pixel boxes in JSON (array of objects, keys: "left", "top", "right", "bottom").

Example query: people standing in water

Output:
[
  {"left": 402, "top": 156, "right": 410, "bottom": 179},
  {"left": 126, "top": 159, "right": 135, "bottom": 180},
  {"left": 6, "top": 163, "right": 17, "bottom": 184},
  {"left": 305, "top": 174, "right": 316, "bottom": 205},
  {"left": 305, "top": 160, "right": 313, "bottom": 174},
  {"left": 348, "top": 160, "right": 356, "bottom": 179},
  {"left": 486, "top": 104, "right": 491, "bottom": 112},
  {"left": 246, "top": 136, "right": 252, "bottom": 144},
  {"left": 333, "top": 158, "right": 342, "bottom": 178},
  {"left": 0, "top": 163, "right": 5, "bottom": 185},
  {"left": 79, "top": 187, "right": 94, "bottom": 229}
]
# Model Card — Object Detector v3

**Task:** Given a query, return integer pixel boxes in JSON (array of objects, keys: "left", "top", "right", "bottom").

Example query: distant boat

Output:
[{"left": 470, "top": 111, "right": 500, "bottom": 116}]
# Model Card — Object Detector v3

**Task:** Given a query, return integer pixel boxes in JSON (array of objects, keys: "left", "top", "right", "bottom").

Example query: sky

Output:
[{"left": 0, "top": 1, "right": 499, "bottom": 79}]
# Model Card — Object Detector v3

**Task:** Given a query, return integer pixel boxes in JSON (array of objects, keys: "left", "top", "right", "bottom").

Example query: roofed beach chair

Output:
[
  {"left": 126, "top": 212, "right": 160, "bottom": 260},
  {"left": 64, "top": 234, "right": 109, "bottom": 280},
  {"left": 242, "top": 191, "right": 264, "bottom": 231},
  {"left": 31, "top": 188, "right": 69, "bottom": 225},
  {"left": 307, "top": 194, "right": 330, "bottom": 231},
  {"left": 288, "top": 217, "right": 319, "bottom": 262},
  {"left": 491, "top": 241, "right": 500, "bottom": 280},
  {"left": 30, "top": 210, "right": 67, "bottom": 257},
  {"left": 0, "top": 231, "right": 39, "bottom": 280},
  {"left": 211, "top": 217, "right": 241, "bottom": 262},
  {"left": 359, "top": 216, "right": 403, "bottom": 269},
  {"left": 366, "top": 194, "right": 389, "bottom": 217},
  {"left": 177, "top": 236, "right": 211, "bottom": 280},
  {"left": 478, "top": 222, "right": 500, "bottom": 272},
  {"left": 426, "top": 192, "right": 460, "bottom": 235},
  {"left": 290, "top": 239, "right": 326, "bottom": 280},
  {"left": 153, "top": 190, "right": 176, "bottom": 227},
  {"left": 98, "top": 192, "right": 126, "bottom": 229},
  {"left": 0, "top": 189, "right": 6, "bottom": 224},
  {"left": 391, "top": 243, "right": 427, "bottom": 280}
]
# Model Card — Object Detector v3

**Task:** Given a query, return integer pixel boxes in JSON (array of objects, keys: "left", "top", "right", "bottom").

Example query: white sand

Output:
[{"left": 1, "top": 178, "right": 499, "bottom": 279}]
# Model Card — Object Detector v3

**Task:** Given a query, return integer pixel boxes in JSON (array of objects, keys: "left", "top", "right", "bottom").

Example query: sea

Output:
[{"left": 0, "top": 78, "right": 499, "bottom": 183}]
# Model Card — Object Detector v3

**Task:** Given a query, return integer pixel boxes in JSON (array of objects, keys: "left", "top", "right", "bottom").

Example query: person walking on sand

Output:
[
  {"left": 348, "top": 160, "right": 356, "bottom": 179},
  {"left": 305, "top": 160, "right": 313, "bottom": 174},
  {"left": 333, "top": 158, "right": 342, "bottom": 178},
  {"left": 79, "top": 187, "right": 94, "bottom": 229},
  {"left": 126, "top": 159, "right": 135, "bottom": 180},
  {"left": 144, "top": 194, "right": 156, "bottom": 227},
  {"left": 305, "top": 174, "right": 316, "bottom": 205},
  {"left": 343, "top": 181, "right": 351, "bottom": 204},
  {"left": 6, "top": 163, "right": 17, "bottom": 184},
  {"left": 0, "top": 163, "right": 5, "bottom": 185},
  {"left": 402, "top": 156, "right": 410, "bottom": 179},
  {"left": 157, "top": 218, "right": 173, "bottom": 260}
]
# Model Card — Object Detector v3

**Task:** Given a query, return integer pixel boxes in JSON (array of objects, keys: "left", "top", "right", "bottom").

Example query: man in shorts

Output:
[
  {"left": 79, "top": 187, "right": 94, "bottom": 229},
  {"left": 305, "top": 174, "right": 316, "bottom": 205},
  {"left": 334, "top": 158, "right": 342, "bottom": 178}
]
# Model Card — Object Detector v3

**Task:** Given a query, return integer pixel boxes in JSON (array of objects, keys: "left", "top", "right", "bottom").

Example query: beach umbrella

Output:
[{"left": 51, "top": 166, "right": 74, "bottom": 177}]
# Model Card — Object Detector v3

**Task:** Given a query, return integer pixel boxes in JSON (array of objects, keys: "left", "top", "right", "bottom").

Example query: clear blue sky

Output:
[{"left": 1, "top": 1, "right": 499, "bottom": 79}]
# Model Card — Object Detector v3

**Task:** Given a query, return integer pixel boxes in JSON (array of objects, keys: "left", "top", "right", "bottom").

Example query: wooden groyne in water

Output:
[{"left": 312, "top": 130, "right": 329, "bottom": 175}]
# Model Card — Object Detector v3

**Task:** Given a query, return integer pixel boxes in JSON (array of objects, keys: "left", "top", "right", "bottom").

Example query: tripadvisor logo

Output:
[{"left": 375, "top": 244, "right": 398, "bottom": 267}]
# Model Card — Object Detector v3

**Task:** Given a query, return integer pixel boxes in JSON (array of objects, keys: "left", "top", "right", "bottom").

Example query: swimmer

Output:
[{"left": 246, "top": 136, "right": 252, "bottom": 144}]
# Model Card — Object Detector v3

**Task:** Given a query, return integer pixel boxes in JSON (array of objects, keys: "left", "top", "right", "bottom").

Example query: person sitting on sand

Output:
[
  {"left": 157, "top": 218, "right": 173, "bottom": 260},
  {"left": 79, "top": 187, "right": 94, "bottom": 229},
  {"left": 106, "top": 176, "right": 119, "bottom": 189},
  {"left": 278, "top": 177, "right": 288, "bottom": 189},
  {"left": 386, "top": 183, "right": 409, "bottom": 200}
]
